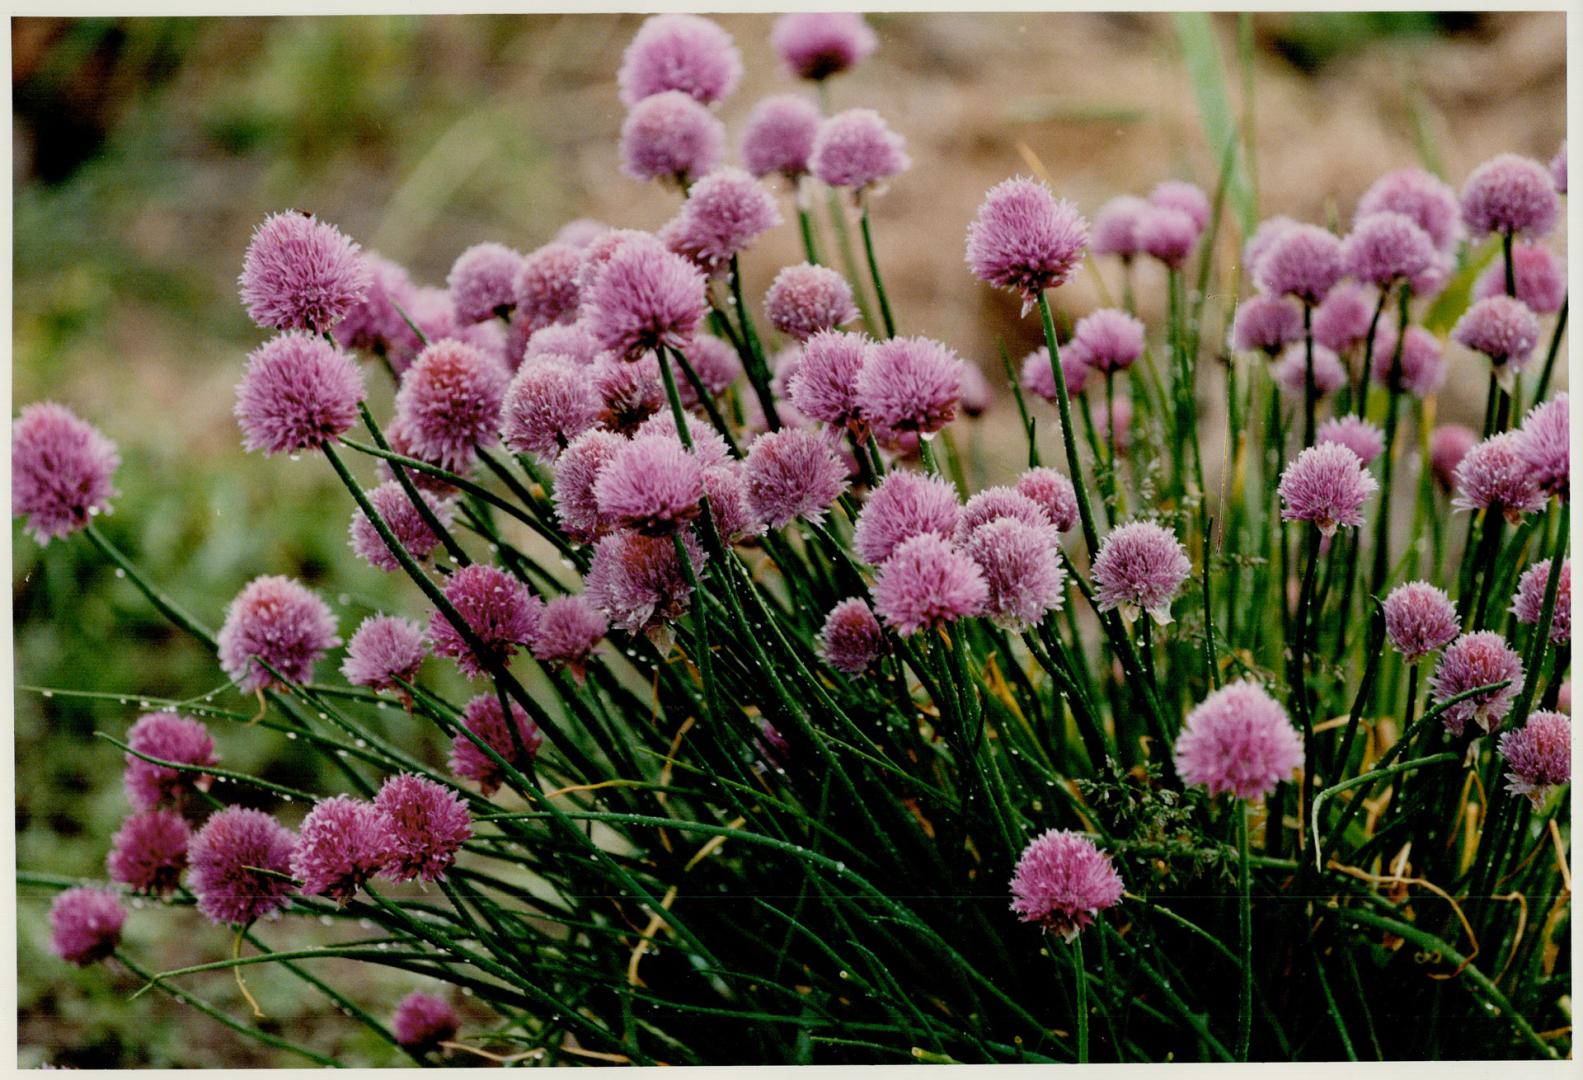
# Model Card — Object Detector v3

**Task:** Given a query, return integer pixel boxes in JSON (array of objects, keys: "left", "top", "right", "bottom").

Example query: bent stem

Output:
[{"left": 234, "top": 925, "right": 265, "bottom": 1020}]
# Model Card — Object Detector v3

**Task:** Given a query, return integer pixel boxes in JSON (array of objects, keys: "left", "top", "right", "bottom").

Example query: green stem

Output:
[
  {"left": 1508, "top": 507, "right": 1568, "bottom": 728},
  {"left": 84, "top": 522, "right": 216, "bottom": 648},
  {"left": 1036, "top": 290, "right": 1100, "bottom": 562},
  {"left": 1236, "top": 800, "right": 1252, "bottom": 1062},
  {"left": 1533, "top": 295, "right": 1567, "bottom": 403},
  {"left": 1073, "top": 933, "right": 1090, "bottom": 1063},
  {"left": 859, "top": 204, "right": 896, "bottom": 338},
  {"left": 797, "top": 202, "right": 822, "bottom": 266}
]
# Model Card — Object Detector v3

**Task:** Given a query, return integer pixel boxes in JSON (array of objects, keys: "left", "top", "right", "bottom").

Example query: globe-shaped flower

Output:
[
  {"left": 1515, "top": 393, "right": 1568, "bottom": 499},
  {"left": 528, "top": 595, "right": 608, "bottom": 683},
  {"left": 1016, "top": 467, "right": 1079, "bottom": 533},
  {"left": 870, "top": 533, "right": 988, "bottom": 636},
  {"left": 741, "top": 94, "right": 821, "bottom": 179},
  {"left": 524, "top": 322, "right": 604, "bottom": 367},
  {"left": 1499, "top": 711, "right": 1571, "bottom": 806},
  {"left": 107, "top": 809, "right": 190, "bottom": 896},
  {"left": 1473, "top": 243, "right": 1566, "bottom": 315},
  {"left": 188, "top": 807, "right": 298, "bottom": 926},
  {"left": 667, "top": 167, "right": 782, "bottom": 271},
  {"left": 394, "top": 339, "right": 510, "bottom": 474},
  {"left": 1020, "top": 343, "right": 1090, "bottom": 401},
  {"left": 1311, "top": 282, "right": 1379, "bottom": 354},
  {"left": 1255, "top": 223, "right": 1344, "bottom": 304},
  {"left": 1373, "top": 325, "right": 1445, "bottom": 398},
  {"left": 1461, "top": 153, "right": 1560, "bottom": 239},
  {"left": 855, "top": 336, "right": 963, "bottom": 436},
  {"left": 743, "top": 427, "right": 849, "bottom": 528},
  {"left": 809, "top": 108, "right": 909, "bottom": 193},
  {"left": 618, "top": 13, "right": 741, "bottom": 107},
  {"left": 393, "top": 991, "right": 461, "bottom": 1052},
  {"left": 446, "top": 242, "right": 524, "bottom": 325},
  {"left": 957, "top": 486, "right": 1051, "bottom": 541},
  {"left": 376, "top": 773, "right": 473, "bottom": 883},
  {"left": 512, "top": 242, "right": 583, "bottom": 336},
  {"left": 1316, "top": 415, "right": 1385, "bottom": 466},
  {"left": 1279, "top": 443, "right": 1378, "bottom": 537},
  {"left": 585, "top": 528, "right": 707, "bottom": 637},
  {"left": 636, "top": 410, "right": 733, "bottom": 468},
  {"left": 582, "top": 234, "right": 708, "bottom": 360},
  {"left": 1511, "top": 559, "right": 1570, "bottom": 644},
  {"left": 234, "top": 333, "right": 365, "bottom": 456},
  {"left": 291, "top": 796, "right": 393, "bottom": 904},
  {"left": 428, "top": 564, "right": 540, "bottom": 679},
  {"left": 349, "top": 481, "right": 454, "bottom": 573},
  {"left": 765, "top": 264, "right": 860, "bottom": 342},
  {"left": 1008, "top": 829, "right": 1124, "bottom": 941},
  {"left": 1452, "top": 295, "right": 1540, "bottom": 387},
  {"left": 787, "top": 330, "right": 867, "bottom": 431},
  {"left": 1342, "top": 211, "right": 1436, "bottom": 286},
  {"left": 594, "top": 434, "right": 705, "bottom": 535},
  {"left": 1071, "top": 308, "right": 1145, "bottom": 373},
  {"left": 239, "top": 211, "right": 369, "bottom": 333},
  {"left": 11, "top": 401, "right": 119, "bottom": 544},
  {"left": 341, "top": 614, "right": 427, "bottom": 692},
  {"left": 123, "top": 711, "right": 217, "bottom": 811},
  {"left": 1452, "top": 433, "right": 1546, "bottom": 524},
  {"left": 852, "top": 469, "right": 961, "bottom": 564},
  {"left": 965, "top": 517, "right": 1067, "bottom": 631},
  {"left": 700, "top": 464, "right": 765, "bottom": 545},
  {"left": 218, "top": 575, "right": 340, "bottom": 692},
  {"left": 1149, "top": 180, "right": 1211, "bottom": 232},
  {"left": 1357, "top": 167, "right": 1462, "bottom": 252},
  {"left": 1429, "top": 631, "right": 1525, "bottom": 736},
  {"left": 1430, "top": 424, "right": 1478, "bottom": 491},
  {"left": 1174, "top": 681, "right": 1304, "bottom": 800},
  {"left": 1273, "top": 343, "right": 1348, "bottom": 400},
  {"left": 771, "top": 11, "right": 877, "bottom": 80},
  {"left": 49, "top": 887, "right": 126, "bottom": 967},
  {"left": 620, "top": 91, "right": 725, "bottom": 185},
  {"left": 553, "top": 429, "right": 626, "bottom": 543},
  {"left": 818, "top": 598, "right": 885, "bottom": 675},
  {"left": 1090, "top": 195, "right": 1148, "bottom": 259},
  {"left": 450, "top": 694, "right": 543, "bottom": 796},
  {"left": 965, "top": 177, "right": 1089, "bottom": 310},
  {"left": 1382, "top": 581, "right": 1459, "bottom": 663},
  {"left": 1091, "top": 520, "right": 1192, "bottom": 623},
  {"left": 332, "top": 252, "right": 415, "bottom": 354},
  {"left": 1135, "top": 205, "right": 1198, "bottom": 268},
  {"left": 501, "top": 356, "right": 602, "bottom": 460}
]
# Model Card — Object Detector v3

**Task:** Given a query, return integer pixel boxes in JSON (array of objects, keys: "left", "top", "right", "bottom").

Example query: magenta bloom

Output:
[
  {"left": 965, "top": 177, "right": 1089, "bottom": 309},
  {"left": 1241, "top": 215, "right": 1299, "bottom": 279},
  {"left": 446, "top": 243, "right": 524, "bottom": 325},
  {"left": 239, "top": 211, "right": 369, "bottom": 333},
  {"left": 1473, "top": 243, "right": 1566, "bottom": 315},
  {"left": 1091, "top": 196, "right": 1148, "bottom": 259},
  {"left": 591, "top": 354, "right": 664, "bottom": 432},
  {"left": 1461, "top": 153, "right": 1560, "bottom": 239},
  {"left": 107, "top": 809, "right": 190, "bottom": 896},
  {"left": 819, "top": 598, "right": 885, "bottom": 675},
  {"left": 511, "top": 242, "right": 582, "bottom": 336},
  {"left": 965, "top": 517, "right": 1067, "bottom": 631},
  {"left": 1316, "top": 415, "right": 1385, "bottom": 466},
  {"left": 809, "top": 108, "right": 910, "bottom": 193},
  {"left": 1511, "top": 559, "right": 1570, "bottom": 644},
  {"left": 621, "top": 91, "right": 725, "bottom": 185},
  {"left": 1273, "top": 343, "right": 1347, "bottom": 399},
  {"left": 1383, "top": 581, "right": 1459, "bottom": 663},
  {"left": 1008, "top": 829, "right": 1123, "bottom": 941},
  {"left": 594, "top": 434, "right": 704, "bottom": 535},
  {"left": 218, "top": 575, "right": 339, "bottom": 692},
  {"left": 743, "top": 428, "right": 848, "bottom": 528},
  {"left": 123, "top": 711, "right": 216, "bottom": 811},
  {"left": 1515, "top": 393, "right": 1568, "bottom": 498},
  {"left": 49, "top": 888, "right": 126, "bottom": 967},
  {"left": 349, "top": 481, "right": 453, "bottom": 573},
  {"left": 1279, "top": 443, "right": 1378, "bottom": 537},
  {"left": 957, "top": 486, "right": 1050, "bottom": 540},
  {"left": 1149, "top": 180, "right": 1210, "bottom": 232},
  {"left": 1135, "top": 205, "right": 1197, "bottom": 268},
  {"left": 1228, "top": 295, "right": 1304, "bottom": 356},
  {"left": 856, "top": 336, "right": 963, "bottom": 436},
  {"left": 636, "top": 410, "right": 732, "bottom": 468},
  {"left": 1373, "top": 325, "right": 1445, "bottom": 398},
  {"left": 618, "top": 13, "right": 741, "bottom": 107},
  {"left": 871, "top": 533, "right": 987, "bottom": 636},
  {"left": 529, "top": 595, "right": 607, "bottom": 682},
  {"left": 1072, "top": 308, "right": 1145, "bottom": 373},
  {"left": 291, "top": 796, "right": 392, "bottom": 904},
  {"left": 741, "top": 94, "right": 821, "bottom": 179},
  {"left": 429, "top": 564, "right": 539, "bottom": 679},
  {"left": 583, "top": 235, "right": 708, "bottom": 360},
  {"left": 1016, "top": 467, "right": 1079, "bottom": 533},
  {"left": 341, "top": 614, "right": 426, "bottom": 693},
  {"left": 1430, "top": 424, "right": 1478, "bottom": 491},
  {"left": 1174, "top": 681, "right": 1304, "bottom": 800},
  {"left": 1343, "top": 211, "right": 1435, "bottom": 286},
  {"left": 376, "top": 774, "right": 472, "bottom": 883},
  {"left": 554, "top": 429, "right": 626, "bottom": 542},
  {"left": 11, "top": 401, "right": 119, "bottom": 544},
  {"left": 1255, "top": 223, "right": 1344, "bottom": 304},
  {"left": 1500, "top": 711, "right": 1571, "bottom": 806},
  {"left": 394, "top": 339, "right": 509, "bottom": 474},
  {"left": 676, "top": 335, "right": 741, "bottom": 398},
  {"left": 1357, "top": 167, "right": 1462, "bottom": 252},
  {"left": 787, "top": 330, "right": 866, "bottom": 430},
  {"left": 771, "top": 12, "right": 877, "bottom": 80},
  {"left": 1429, "top": 631, "right": 1525, "bottom": 736},
  {"left": 525, "top": 323, "right": 604, "bottom": 368},
  {"left": 960, "top": 363, "right": 991, "bottom": 417},
  {"left": 765, "top": 264, "right": 859, "bottom": 342},
  {"left": 189, "top": 807, "right": 297, "bottom": 925},
  {"left": 393, "top": 991, "right": 461, "bottom": 1052},
  {"left": 670, "top": 170, "right": 782, "bottom": 266},
  {"left": 1311, "top": 282, "right": 1378, "bottom": 354},
  {"left": 234, "top": 332, "right": 365, "bottom": 456},
  {"left": 1452, "top": 295, "right": 1540, "bottom": 387},
  {"left": 501, "top": 357, "right": 601, "bottom": 460},
  {"left": 700, "top": 463, "right": 764, "bottom": 544},
  {"left": 1452, "top": 433, "right": 1546, "bottom": 524},
  {"left": 556, "top": 218, "right": 608, "bottom": 249},
  {"left": 1091, "top": 520, "right": 1192, "bottom": 623},
  {"left": 451, "top": 694, "right": 543, "bottom": 796},
  {"left": 853, "top": 469, "right": 961, "bottom": 564},
  {"left": 585, "top": 528, "right": 706, "bottom": 637}
]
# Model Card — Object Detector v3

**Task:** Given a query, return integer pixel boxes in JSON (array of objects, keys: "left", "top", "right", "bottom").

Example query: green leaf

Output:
[{"left": 1174, "top": 13, "right": 1257, "bottom": 236}]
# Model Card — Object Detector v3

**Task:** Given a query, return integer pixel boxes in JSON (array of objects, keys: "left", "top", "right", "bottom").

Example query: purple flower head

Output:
[
  {"left": 1515, "top": 392, "right": 1568, "bottom": 499},
  {"left": 591, "top": 354, "right": 665, "bottom": 432},
  {"left": 742, "top": 94, "right": 821, "bottom": 179},
  {"left": 429, "top": 564, "right": 540, "bottom": 679},
  {"left": 1429, "top": 631, "right": 1525, "bottom": 736},
  {"left": 382, "top": 415, "right": 462, "bottom": 496},
  {"left": 189, "top": 807, "right": 297, "bottom": 925},
  {"left": 595, "top": 434, "right": 705, "bottom": 535},
  {"left": 107, "top": 809, "right": 190, "bottom": 896},
  {"left": 701, "top": 463, "right": 765, "bottom": 544},
  {"left": 1255, "top": 223, "right": 1344, "bottom": 304},
  {"left": 341, "top": 614, "right": 426, "bottom": 693},
  {"left": 618, "top": 13, "right": 741, "bottom": 107},
  {"left": 450, "top": 694, "right": 542, "bottom": 796},
  {"left": 1278, "top": 442, "right": 1378, "bottom": 537},
  {"left": 1311, "top": 281, "right": 1379, "bottom": 354},
  {"left": 957, "top": 486, "right": 1050, "bottom": 541},
  {"left": 871, "top": 533, "right": 987, "bottom": 636},
  {"left": 11, "top": 402, "right": 119, "bottom": 544},
  {"left": 853, "top": 469, "right": 961, "bottom": 564},
  {"left": 1317, "top": 415, "right": 1385, "bottom": 466},
  {"left": 1242, "top": 215, "right": 1299, "bottom": 279},
  {"left": 512, "top": 242, "right": 582, "bottom": 336},
  {"left": 1009, "top": 829, "right": 1124, "bottom": 942},
  {"left": 501, "top": 357, "right": 602, "bottom": 460},
  {"left": 1229, "top": 294, "right": 1305, "bottom": 355},
  {"left": 379, "top": 285, "right": 457, "bottom": 373},
  {"left": 668, "top": 168, "right": 782, "bottom": 272},
  {"left": 524, "top": 323, "right": 605, "bottom": 368},
  {"left": 1452, "top": 295, "right": 1540, "bottom": 387},
  {"left": 960, "top": 363, "right": 991, "bottom": 417},
  {"left": 771, "top": 12, "right": 877, "bottom": 80},
  {"left": 529, "top": 595, "right": 608, "bottom": 682},
  {"left": 1410, "top": 249, "right": 1455, "bottom": 299},
  {"left": 965, "top": 177, "right": 1089, "bottom": 309},
  {"left": 349, "top": 481, "right": 453, "bottom": 573},
  {"left": 447, "top": 243, "right": 524, "bottom": 325},
  {"left": 1552, "top": 141, "right": 1567, "bottom": 194},
  {"left": 1511, "top": 559, "right": 1570, "bottom": 644},
  {"left": 1016, "top": 467, "right": 1079, "bottom": 533},
  {"left": 239, "top": 211, "right": 369, "bottom": 333},
  {"left": 1500, "top": 711, "right": 1570, "bottom": 806},
  {"left": 856, "top": 336, "right": 963, "bottom": 436},
  {"left": 1383, "top": 581, "right": 1460, "bottom": 663},
  {"left": 966, "top": 517, "right": 1067, "bottom": 631},
  {"left": 331, "top": 252, "right": 413, "bottom": 354},
  {"left": 1174, "top": 681, "right": 1304, "bottom": 800},
  {"left": 218, "top": 575, "right": 339, "bottom": 693},
  {"left": 1452, "top": 433, "right": 1546, "bottom": 524},
  {"left": 123, "top": 711, "right": 217, "bottom": 812},
  {"left": 1135, "top": 206, "right": 1197, "bottom": 269},
  {"left": 1473, "top": 242, "right": 1566, "bottom": 315},
  {"left": 1430, "top": 424, "right": 1478, "bottom": 491},
  {"left": 819, "top": 598, "right": 885, "bottom": 675},
  {"left": 1072, "top": 308, "right": 1145, "bottom": 373},
  {"left": 1149, "top": 180, "right": 1211, "bottom": 232},
  {"left": 393, "top": 991, "right": 461, "bottom": 1052},
  {"left": 1357, "top": 167, "right": 1462, "bottom": 252},
  {"left": 679, "top": 335, "right": 742, "bottom": 396},
  {"left": 1091, "top": 519, "right": 1192, "bottom": 624},
  {"left": 1020, "top": 343, "right": 1089, "bottom": 401},
  {"left": 1091, "top": 195, "right": 1148, "bottom": 258},
  {"left": 583, "top": 234, "right": 708, "bottom": 360},
  {"left": 636, "top": 410, "right": 732, "bottom": 468},
  {"left": 49, "top": 888, "right": 126, "bottom": 967},
  {"left": 765, "top": 264, "right": 860, "bottom": 342},
  {"left": 809, "top": 108, "right": 910, "bottom": 193},
  {"left": 585, "top": 528, "right": 706, "bottom": 638},
  {"left": 1373, "top": 325, "right": 1445, "bottom": 398},
  {"left": 620, "top": 91, "right": 725, "bottom": 186},
  {"left": 291, "top": 796, "right": 392, "bottom": 904},
  {"left": 556, "top": 218, "right": 608, "bottom": 250},
  {"left": 743, "top": 427, "right": 849, "bottom": 528},
  {"left": 376, "top": 774, "right": 472, "bottom": 883},
  {"left": 1461, "top": 153, "right": 1560, "bottom": 239},
  {"left": 1273, "top": 342, "right": 1348, "bottom": 400},
  {"left": 394, "top": 339, "right": 509, "bottom": 474},
  {"left": 554, "top": 429, "right": 626, "bottom": 542},
  {"left": 1343, "top": 211, "right": 1435, "bottom": 287},
  {"left": 235, "top": 333, "right": 365, "bottom": 456}
]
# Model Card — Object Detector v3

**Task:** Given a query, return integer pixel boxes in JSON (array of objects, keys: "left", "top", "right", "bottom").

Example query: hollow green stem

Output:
[{"left": 859, "top": 204, "right": 896, "bottom": 338}]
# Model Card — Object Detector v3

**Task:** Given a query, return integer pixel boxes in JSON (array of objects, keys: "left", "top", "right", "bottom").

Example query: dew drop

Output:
[{"left": 114, "top": 568, "right": 126, "bottom": 579}]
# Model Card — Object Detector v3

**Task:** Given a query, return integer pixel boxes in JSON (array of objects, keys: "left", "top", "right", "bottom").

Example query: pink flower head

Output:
[
  {"left": 341, "top": 614, "right": 426, "bottom": 692},
  {"left": 188, "top": 807, "right": 297, "bottom": 925},
  {"left": 1461, "top": 153, "right": 1560, "bottom": 239},
  {"left": 291, "top": 796, "right": 392, "bottom": 904},
  {"left": 529, "top": 594, "right": 608, "bottom": 682},
  {"left": 1311, "top": 281, "right": 1378, "bottom": 354},
  {"left": 595, "top": 434, "right": 705, "bottom": 535},
  {"left": 1430, "top": 424, "right": 1478, "bottom": 491},
  {"left": 853, "top": 469, "right": 961, "bottom": 564},
  {"left": 1279, "top": 442, "right": 1378, "bottom": 536},
  {"left": 107, "top": 809, "right": 190, "bottom": 896},
  {"left": 234, "top": 333, "right": 365, "bottom": 456},
  {"left": 556, "top": 219, "right": 608, "bottom": 250},
  {"left": 1473, "top": 242, "right": 1566, "bottom": 315},
  {"left": 743, "top": 427, "right": 849, "bottom": 528},
  {"left": 741, "top": 94, "right": 822, "bottom": 179},
  {"left": 450, "top": 693, "right": 542, "bottom": 795},
  {"left": 669, "top": 167, "right": 782, "bottom": 271},
  {"left": 394, "top": 339, "right": 509, "bottom": 474},
  {"left": 11, "top": 401, "right": 119, "bottom": 544},
  {"left": 1009, "top": 829, "right": 1123, "bottom": 941},
  {"left": 49, "top": 887, "right": 126, "bottom": 966},
  {"left": 960, "top": 363, "right": 991, "bottom": 417},
  {"left": 382, "top": 415, "right": 461, "bottom": 496},
  {"left": 1511, "top": 559, "right": 1570, "bottom": 644},
  {"left": 393, "top": 991, "right": 461, "bottom": 1052},
  {"left": 554, "top": 429, "right": 626, "bottom": 542},
  {"left": 957, "top": 486, "right": 1050, "bottom": 540},
  {"left": 1383, "top": 581, "right": 1460, "bottom": 663},
  {"left": 428, "top": 564, "right": 540, "bottom": 679},
  {"left": 592, "top": 353, "right": 665, "bottom": 432},
  {"left": 1255, "top": 223, "right": 1344, "bottom": 304},
  {"left": 678, "top": 335, "right": 742, "bottom": 397},
  {"left": 1515, "top": 393, "right": 1568, "bottom": 498},
  {"left": 1016, "top": 467, "right": 1079, "bottom": 533},
  {"left": 620, "top": 91, "right": 725, "bottom": 185},
  {"left": 1091, "top": 195, "right": 1148, "bottom": 259},
  {"left": 349, "top": 481, "right": 453, "bottom": 572},
  {"left": 636, "top": 409, "right": 732, "bottom": 468},
  {"left": 700, "top": 463, "right": 765, "bottom": 544},
  {"left": 1174, "top": 681, "right": 1304, "bottom": 800},
  {"left": 1452, "top": 433, "right": 1546, "bottom": 523},
  {"left": 585, "top": 527, "right": 706, "bottom": 637},
  {"left": 1149, "top": 180, "right": 1211, "bottom": 232},
  {"left": 1500, "top": 711, "right": 1571, "bottom": 806},
  {"left": 1343, "top": 211, "right": 1435, "bottom": 287},
  {"left": 765, "top": 264, "right": 860, "bottom": 342},
  {"left": 819, "top": 598, "right": 885, "bottom": 674},
  {"left": 583, "top": 234, "right": 708, "bottom": 360},
  {"left": 1273, "top": 343, "right": 1348, "bottom": 400},
  {"left": 1551, "top": 141, "right": 1567, "bottom": 194},
  {"left": 1242, "top": 215, "right": 1299, "bottom": 280},
  {"left": 501, "top": 356, "right": 602, "bottom": 460},
  {"left": 1373, "top": 325, "right": 1445, "bottom": 398},
  {"left": 1020, "top": 344, "right": 1089, "bottom": 401},
  {"left": 512, "top": 242, "right": 582, "bottom": 336},
  {"left": 1410, "top": 249, "right": 1456, "bottom": 299},
  {"left": 376, "top": 774, "right": 472, "bottom": 883},
  {"left": 446, "top": 243, "right": 524, "bottom": 325},
  {"left": 524, "top": 322, "right": 604, "bottom": 368},
  {"left": 771, "top": 12, "right": 877, "bottom": 80},
  {"left": 239, "top": 211, "right": 369, "bottom": 333},
  {"left": 331, "top": 252, "right": 413, "bottom": 353},
  {"left": 218, "top": 575, "right": 339, "bottom": 692},
  {"left": 1452, "top": 295, "right": 1540, "bottom": 387},
  {"left": 1429, "top": 631, "right": 1525, "bottom": 736},
  {"left": 809, "top": 108, "right": 910, "bottom": 193},
  {"left": 1357, "top": 167, "right": 1462, "bottom": 252},
  {"left": 965, "top": 177, "right": 1089, "bottom": 308},
  {"left": 1135, "top": 206, "right": 1197, "bottom": 269},
  {"left": 1229, "top": 294, "right": 1305, "bottom": 355},
  {"left": 1317, "top": 415, "right": 1385, "bottom": 466},
  {"left": 871, "top": 533, "right": 987, "bottom": 636},
  {"left": 856, "top": 336, "right": 963, "bottom": 436},
  {"left": 1072, "top": 308, "right": 1145, "bottom": 373},
  {"left": 123, "top": 711, "right": 217, "bottom": 812},
  {"left": 618, "top": 13, "right": 741, "bottom": 108},
  {"left": 965, "top": 517, "right": 1067, "bottom": 630},
  {"left": 1091, "top": 519, "right": 1192, "bottom": 623},
  {"left": 379, "top": 285, "right": 457, "bottom": 373}
]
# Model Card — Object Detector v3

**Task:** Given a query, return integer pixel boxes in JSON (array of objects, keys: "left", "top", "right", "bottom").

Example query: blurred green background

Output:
[{"left": 12, "top": 12, "right": 1565, "bottom": 1067}]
